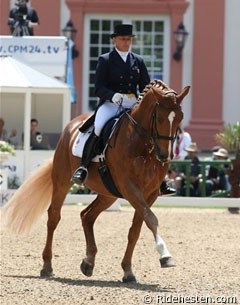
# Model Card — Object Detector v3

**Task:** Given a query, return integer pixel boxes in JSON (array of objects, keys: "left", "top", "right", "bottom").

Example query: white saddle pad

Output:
[
  {"left": 72, "top": 116, "right": 122, "bottom": 162},
  {"left": 72, "top": 127, "right": 102, "bottom": 162}
]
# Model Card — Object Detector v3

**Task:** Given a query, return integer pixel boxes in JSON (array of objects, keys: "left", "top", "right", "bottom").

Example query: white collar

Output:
[{"left": 115, "top": 48, "right": 129, "bottom": 62}]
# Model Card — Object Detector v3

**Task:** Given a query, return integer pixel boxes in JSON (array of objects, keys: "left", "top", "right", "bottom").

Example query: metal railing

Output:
[{"left": 170, "top": 159, "right": 231, "bottom": 197}]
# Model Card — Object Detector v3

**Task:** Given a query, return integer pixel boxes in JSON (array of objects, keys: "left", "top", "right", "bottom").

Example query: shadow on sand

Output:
[{"left": 3, "top": 274, "right": 175, "bottom": 292}]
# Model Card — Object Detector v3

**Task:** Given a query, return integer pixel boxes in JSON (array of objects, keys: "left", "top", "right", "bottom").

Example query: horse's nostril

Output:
[
  {"left": 160, "top": 152, "right": 168, "bottom": 160},
  {"left": 155, "top": 146, "right": 169, "bottom": 162}
]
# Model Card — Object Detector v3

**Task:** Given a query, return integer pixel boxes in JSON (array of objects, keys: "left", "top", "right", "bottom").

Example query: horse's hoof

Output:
[
  {"left": 80, "top": 259, "right": 94, "bottom": 277},
  {"left": 40, "top": 268, "right": 53, "bottom": 277},
  {"left": 122, "top": 275, "right": 137, "bottom": 283},
  {"left": 160, "top": 257, "right": 176, "bottom": 268}
]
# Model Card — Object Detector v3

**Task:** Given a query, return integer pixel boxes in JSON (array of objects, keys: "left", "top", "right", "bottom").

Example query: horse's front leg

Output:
[
  {"left": 121, "top": 207, "right": 174, "bottom": 283},
  {"left": 143, "top": 204, "right": 176, "bottom": 268},
  {"left": 80, "top": 194, "right": 117, "bottom": 277},
  {"left": 121, "top": 192, "right": 157, "bottom": 283},
  {"left": 121, "top": 211, "right": 144, "bottom": 283},
  {"left": 122, "top": 193, "right": 175, "bottom": 282}
]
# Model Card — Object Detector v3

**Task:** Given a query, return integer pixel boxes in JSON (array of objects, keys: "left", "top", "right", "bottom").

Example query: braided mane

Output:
[
  {"left": 136, "top": 79, "right": 180, "bottom": 110},
  {"left": 138, "top": 79, "right": 169, "bottom": 102}
]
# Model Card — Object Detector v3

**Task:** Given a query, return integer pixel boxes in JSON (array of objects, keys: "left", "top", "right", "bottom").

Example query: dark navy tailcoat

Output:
[{"left": 94, "top": 48, "right": 150, "bottom": 104}]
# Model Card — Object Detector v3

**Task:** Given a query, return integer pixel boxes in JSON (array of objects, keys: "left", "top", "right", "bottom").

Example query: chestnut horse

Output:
[{"left": 2, "top": 80, "right": 190, "bottom": 283}]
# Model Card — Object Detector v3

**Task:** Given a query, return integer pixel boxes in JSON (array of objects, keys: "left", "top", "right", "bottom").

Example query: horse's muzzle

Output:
[{"left": 155, "top": 145, "right": 170, "bottom": 163}]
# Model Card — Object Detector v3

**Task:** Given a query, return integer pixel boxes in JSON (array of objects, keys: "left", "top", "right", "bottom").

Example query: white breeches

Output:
[{"left": 94, "top": 96, "right": 137, "bottom": 136}]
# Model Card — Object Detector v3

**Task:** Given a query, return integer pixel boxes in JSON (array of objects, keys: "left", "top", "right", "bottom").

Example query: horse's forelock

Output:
[{"left": 149, "top": 86, "right": 180, "bottom": 110}]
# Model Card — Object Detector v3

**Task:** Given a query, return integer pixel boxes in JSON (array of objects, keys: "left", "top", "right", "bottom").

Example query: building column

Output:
[
  {"left": 66, "top": 1, "right": 84, "bottom": 116},
  {"left": 1, "top": 1, "right": 10, "bottom": 34},
  {"left": 186, "top": 0, "right": 225, "bottom": 149}
]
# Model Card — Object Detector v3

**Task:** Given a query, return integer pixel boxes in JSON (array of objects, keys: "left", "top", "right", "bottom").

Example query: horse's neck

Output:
[{"left": 132, "top": 93, "right": 155, "bottom": 131}]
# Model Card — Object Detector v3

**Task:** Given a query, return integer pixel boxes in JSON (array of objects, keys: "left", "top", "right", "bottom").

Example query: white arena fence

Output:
[
  {"left": 65, "top": 194, "right": 240, "bottom": 211},
  {"left": 1, "top": 191, "right": 239, "bottom": 210}
]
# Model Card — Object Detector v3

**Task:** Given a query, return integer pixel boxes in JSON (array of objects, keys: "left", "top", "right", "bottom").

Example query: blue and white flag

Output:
[{"left": 66, "top": 39, "right": 76, "bottom": 103}]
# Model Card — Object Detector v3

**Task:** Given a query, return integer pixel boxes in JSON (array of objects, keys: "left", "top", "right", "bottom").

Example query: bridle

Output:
[
  {"left": 151, "top": 102, "right": 178, "bottom": 142},
  {"left": 122, "top": 98, "right": 180, "bottom": 162},
  {"left": 150, "top": 101, "right": 180, "bottom": 162}
]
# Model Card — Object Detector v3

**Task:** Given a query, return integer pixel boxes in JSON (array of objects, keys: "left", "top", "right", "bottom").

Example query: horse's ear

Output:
[{"left": 177, "top": 86, "right": 191, "bottom": 104}]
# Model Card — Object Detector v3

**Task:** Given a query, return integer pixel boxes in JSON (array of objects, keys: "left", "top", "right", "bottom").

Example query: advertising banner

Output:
[{"left": 0, "top": 36, "right": 67, "bottom": 78}]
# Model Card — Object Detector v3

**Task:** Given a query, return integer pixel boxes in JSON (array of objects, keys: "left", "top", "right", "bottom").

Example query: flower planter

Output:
[{"left": 0, "top": 151, "right": 10, "bottom": 165}]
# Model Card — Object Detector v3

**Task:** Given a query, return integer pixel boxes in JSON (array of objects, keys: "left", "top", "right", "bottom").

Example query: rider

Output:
[{"left": 71, "top": 24, "right": 175, "bottom": 195}]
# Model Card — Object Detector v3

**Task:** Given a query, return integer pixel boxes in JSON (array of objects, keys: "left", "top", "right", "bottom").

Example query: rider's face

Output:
[
  {"left": 17, "top": 0, "right": 27, "bottom": 7},
  {"left": 113, "top": 36, "right": 133, "bottom": 52}
]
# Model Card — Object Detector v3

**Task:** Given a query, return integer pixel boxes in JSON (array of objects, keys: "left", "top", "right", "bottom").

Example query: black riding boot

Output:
[
  {"left": 160, "top": 180, "right": 176, "bottom": 195},
  {"left": 71, "top": 132, "right": 99, "bottom": 184}
]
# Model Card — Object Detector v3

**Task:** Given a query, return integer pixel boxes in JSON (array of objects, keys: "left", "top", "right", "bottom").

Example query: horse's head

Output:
[{"left": 139, "top": 80, "right": 190, "bottom": 163}]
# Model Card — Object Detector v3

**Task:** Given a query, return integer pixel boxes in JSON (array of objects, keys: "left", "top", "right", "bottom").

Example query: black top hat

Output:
[{"left": 111, "top": 24, "right": 135, "bottom": 38}]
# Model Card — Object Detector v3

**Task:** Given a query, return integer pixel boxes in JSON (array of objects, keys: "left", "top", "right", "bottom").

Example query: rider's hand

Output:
[{"left": 112, "top": 93, "right": 123, "bottom": 105}]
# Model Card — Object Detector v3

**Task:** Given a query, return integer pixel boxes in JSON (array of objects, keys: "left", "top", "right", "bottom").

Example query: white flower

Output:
[{"left": 0, "top": 141, "right": 15, "bottom": 155}]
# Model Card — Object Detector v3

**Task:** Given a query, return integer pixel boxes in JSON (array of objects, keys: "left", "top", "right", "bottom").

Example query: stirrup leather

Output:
[{"left": 71, "top": 131, "right": 99, "bottom": 185}]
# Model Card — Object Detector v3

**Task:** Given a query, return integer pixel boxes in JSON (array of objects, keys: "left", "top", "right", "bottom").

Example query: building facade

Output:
[{"left": 1, "top": 0, "right": 239, "bottom": 149}]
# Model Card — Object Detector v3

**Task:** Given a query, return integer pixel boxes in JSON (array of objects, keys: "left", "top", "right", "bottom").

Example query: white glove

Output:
[
  {"left": 121, "top": 94, "right": 137, "bottom": 108},
  {"left": 112, "top": 93, "right": 123, "bottom": 105}
]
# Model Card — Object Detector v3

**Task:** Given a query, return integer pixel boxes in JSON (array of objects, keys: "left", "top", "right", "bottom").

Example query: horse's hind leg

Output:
[
  {"left": 80, "top": 194, "right": 117, "bottom": 277},
  {"left": 40, "top": 185, "right": 70, "bottom": 277}
]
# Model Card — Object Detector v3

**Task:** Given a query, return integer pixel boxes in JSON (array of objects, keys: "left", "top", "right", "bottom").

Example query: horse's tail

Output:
[{"left": 1, "top": 159, "right": 53, "bottom": 234}]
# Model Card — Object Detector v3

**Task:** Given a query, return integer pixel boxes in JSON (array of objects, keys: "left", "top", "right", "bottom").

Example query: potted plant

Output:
[{"left": 215, "top": 122, "right": 240, "bottom": 213}]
